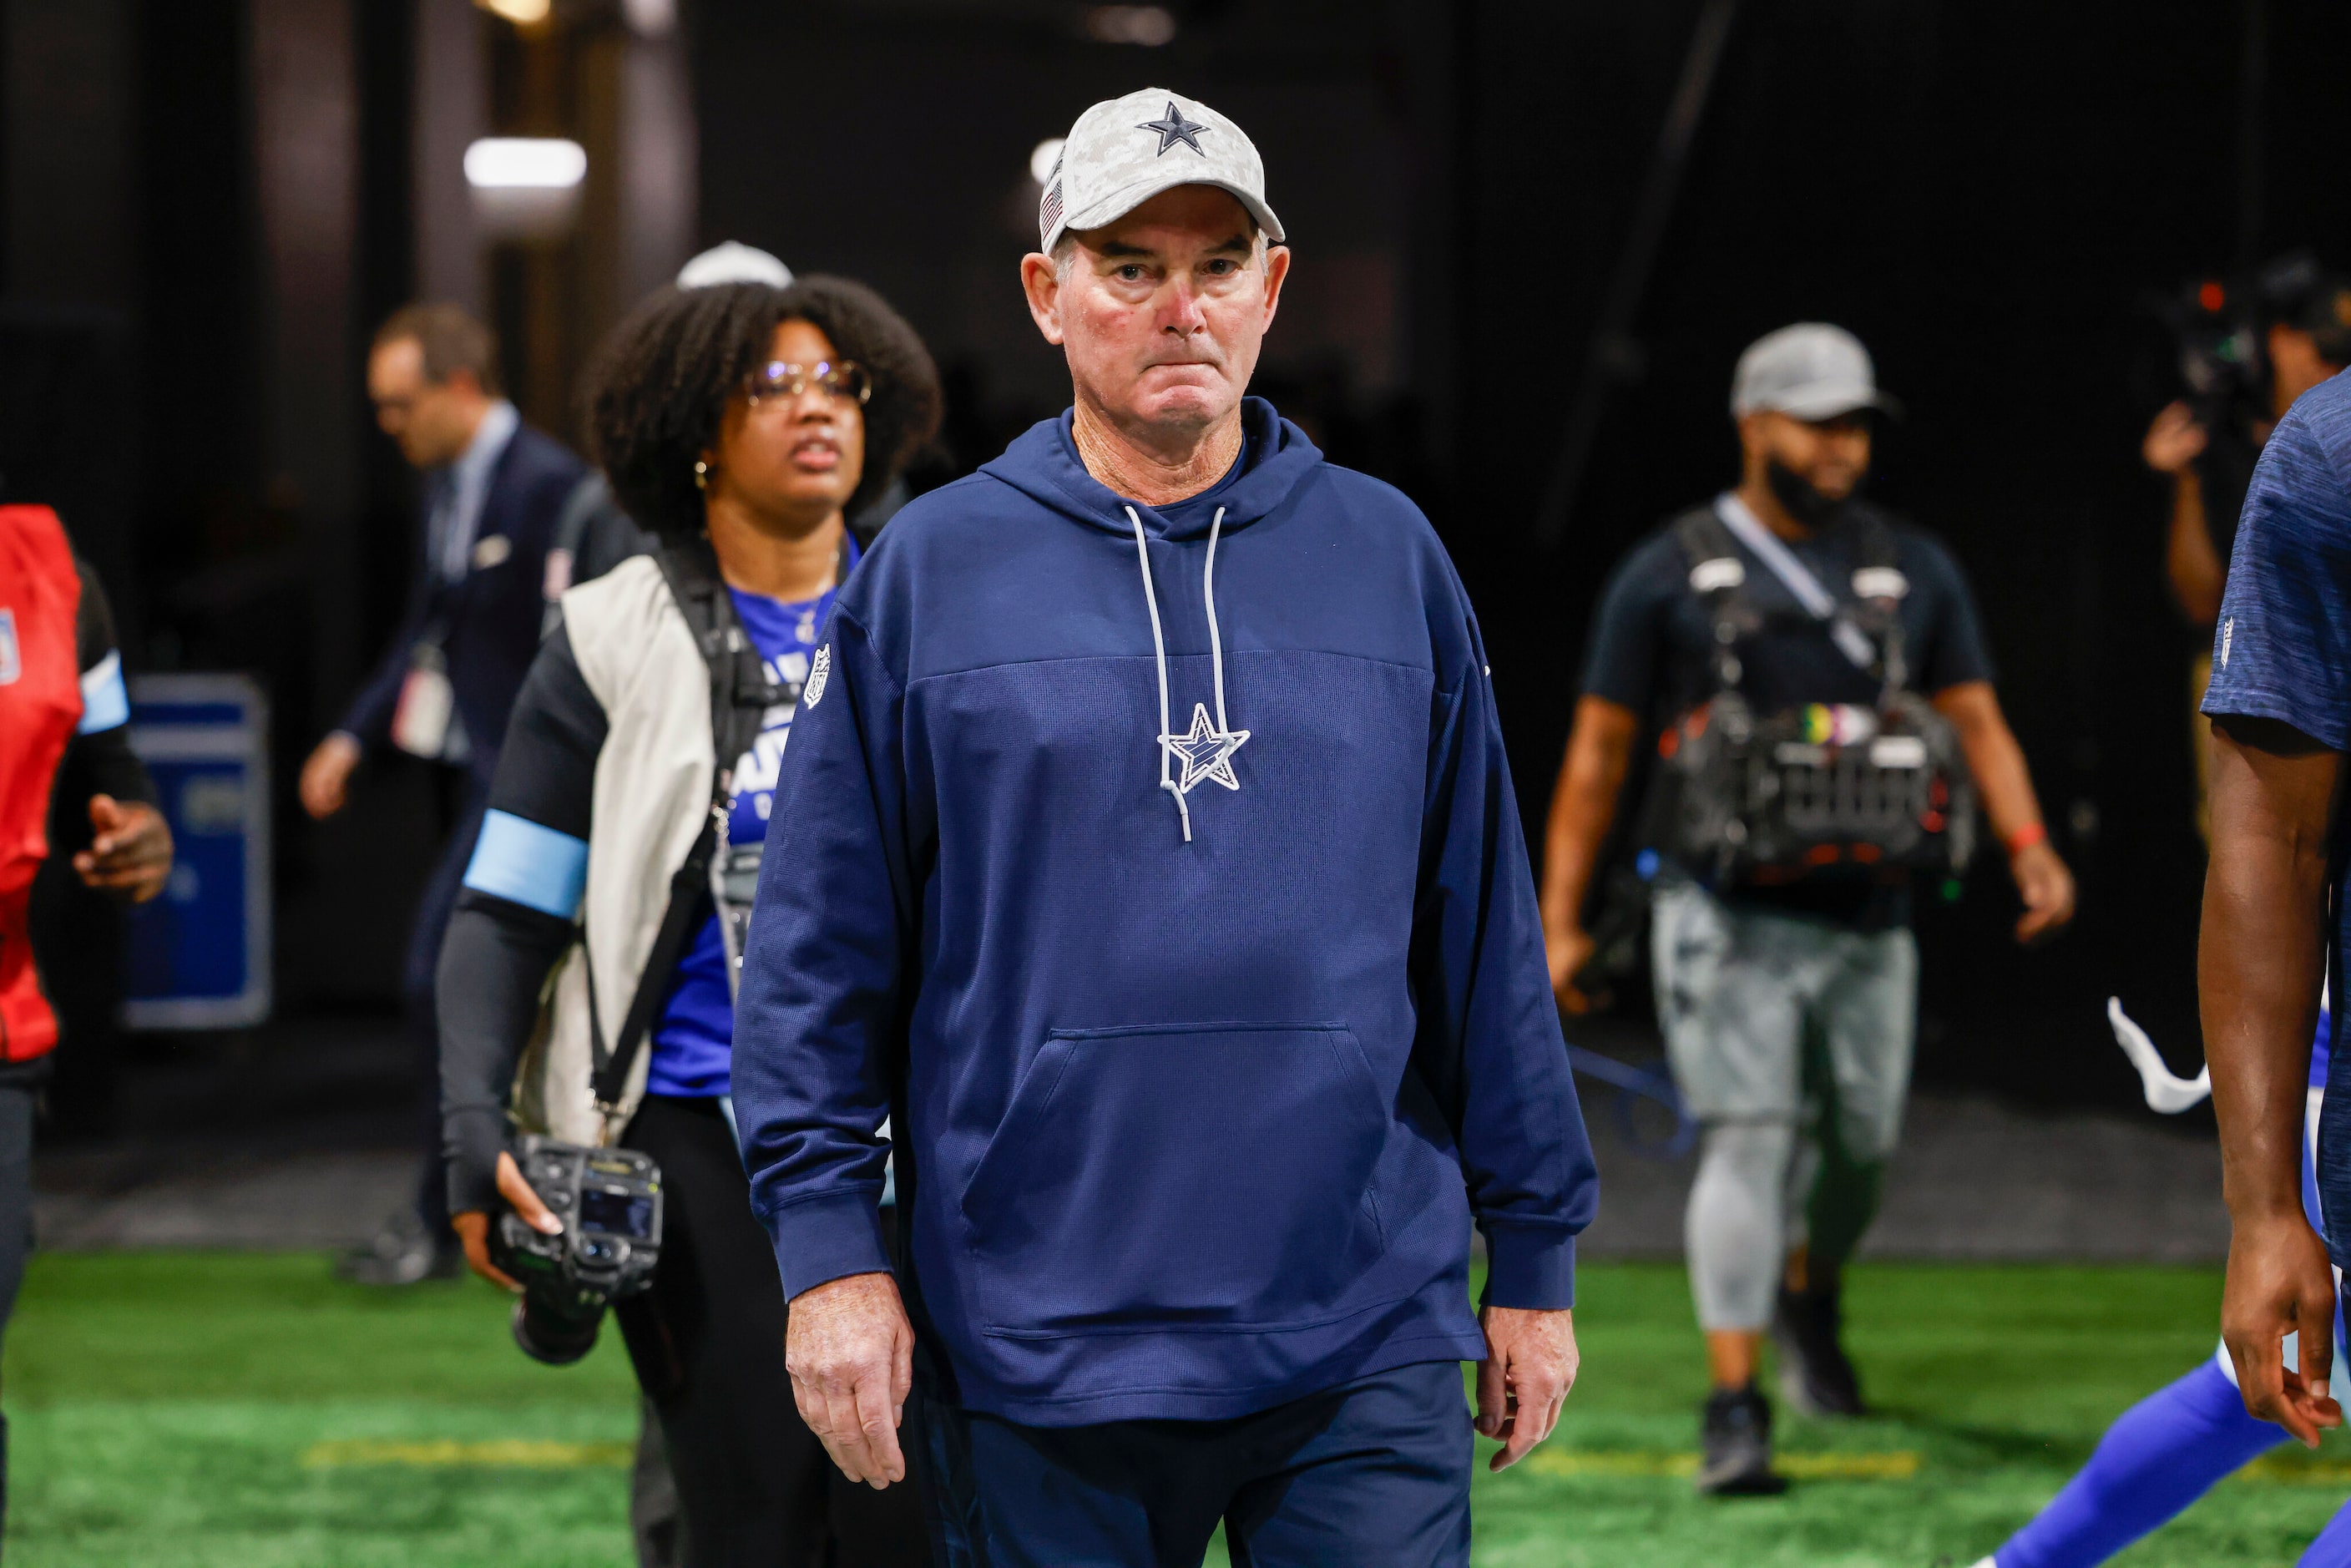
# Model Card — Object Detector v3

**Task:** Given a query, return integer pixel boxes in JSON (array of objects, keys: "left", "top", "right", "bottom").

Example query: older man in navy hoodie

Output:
[{"left": 732, "top": 89, "right": 1598, "bottom": 1563}]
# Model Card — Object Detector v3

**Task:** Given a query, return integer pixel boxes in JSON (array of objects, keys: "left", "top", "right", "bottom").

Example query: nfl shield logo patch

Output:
[
  {"left": 0, "top": 609, "right": 18, "bottom": 685},
  {"left": 803, "top": 645, "right": 831, "bottom": 708}
]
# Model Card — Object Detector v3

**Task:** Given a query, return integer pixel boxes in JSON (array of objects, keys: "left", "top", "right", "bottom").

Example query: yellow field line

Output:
[
  {"left": 1517, "top": 1449, "right": 1921, "bottom": 1480},
  {"left": 300, "top": 1439, "right": 631, "bottom": 1470},
  {"left": 2236, "top": 1454, "right": 2351, "bottom": 1486},
  {"left": 298, "top": 1439, "right": 2346, "bottom": 1485},
  {"left": 1519, "top": 1448, "right": 2351, "bottom": 1486}
]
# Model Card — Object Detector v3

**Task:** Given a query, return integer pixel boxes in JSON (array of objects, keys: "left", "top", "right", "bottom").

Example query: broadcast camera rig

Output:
[{"left": 1647, "top": 506, "right": 1977, "bottom": 892}]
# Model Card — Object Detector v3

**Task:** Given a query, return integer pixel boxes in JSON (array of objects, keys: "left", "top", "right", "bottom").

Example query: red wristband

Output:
[{"left": 2004, "top": 822, "right": 2048, "bottom": 857}]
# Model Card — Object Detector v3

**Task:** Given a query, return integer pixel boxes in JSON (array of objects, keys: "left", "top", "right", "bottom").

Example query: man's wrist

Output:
[
  {"left": 789, "top": 1268, "right": 894, "bottom": 1307},
  {"left": 2004, "top": 822, "right": 2048, "bottom": 859}
]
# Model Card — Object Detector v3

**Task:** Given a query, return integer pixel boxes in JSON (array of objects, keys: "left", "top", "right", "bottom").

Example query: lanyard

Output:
[{"left": 1713, "top": 493, "right": 1877, "bottom": 671}]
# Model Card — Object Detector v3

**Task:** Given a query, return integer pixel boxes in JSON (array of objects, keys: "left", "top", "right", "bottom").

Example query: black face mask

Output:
[{"left": 1765, "top": 458, "right": 1858, "bottom": 530}]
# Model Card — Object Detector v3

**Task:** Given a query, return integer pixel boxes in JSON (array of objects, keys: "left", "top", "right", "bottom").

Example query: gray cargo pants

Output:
[{"left": 1651, "top": 881, "right": 1917, "bottom": 1331}]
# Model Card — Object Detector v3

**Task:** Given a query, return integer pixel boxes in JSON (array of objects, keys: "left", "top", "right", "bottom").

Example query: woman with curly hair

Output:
[{"left": 433, "top": 272, "right": 940, "bottom": 1566}]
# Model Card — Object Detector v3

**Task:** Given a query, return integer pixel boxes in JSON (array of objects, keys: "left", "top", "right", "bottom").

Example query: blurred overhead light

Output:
[
  {"left": 1029, "top": 139, "right": 1065, "bottom": 187},
  {"left": 464, "top": 138, "right": 588, "bottom": 190},
  {"left": 1084, "top": 6, "right": 1176, "bottom": 46},
  {"left": 475, "top": 0, "right": 551, "bottom": 24},
  {"left": 465, "top": 139, "right": 587, "bottom": 242}
]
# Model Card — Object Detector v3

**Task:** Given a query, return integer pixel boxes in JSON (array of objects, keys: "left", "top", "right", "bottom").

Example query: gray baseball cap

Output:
[
  {"left": 1730, "top": 323, "right": 1901, "bottom": 421},
  {"left": 1039, "top": 88, "right": 1285, "bottom": 254}
]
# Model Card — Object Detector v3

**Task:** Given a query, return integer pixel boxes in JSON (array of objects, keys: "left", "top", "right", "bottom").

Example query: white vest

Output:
[{"left": 511, "top": 554, "right": 715, "bottom": 1146}]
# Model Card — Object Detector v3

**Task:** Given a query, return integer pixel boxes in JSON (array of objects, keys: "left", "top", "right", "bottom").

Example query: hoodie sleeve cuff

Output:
[
  {"left": 765, "top": 1188, "right": 893, "bottom": 1302},
  {"left": 1481, "top": 1224, "right": 1576, "bottom": 1310}
]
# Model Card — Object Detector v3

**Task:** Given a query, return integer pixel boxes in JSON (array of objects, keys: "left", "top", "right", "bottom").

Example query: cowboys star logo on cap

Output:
[
  {"left": 1038, "top": 87, "right": 1285, "bottom": 253},
  {"left": 1135, "top": 101, "right": 1210, "bottom": 157}
]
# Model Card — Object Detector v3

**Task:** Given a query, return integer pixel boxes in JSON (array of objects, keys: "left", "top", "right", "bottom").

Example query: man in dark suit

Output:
[{"left": 302, "top": 302, "right": 589, "bottom": 1285}]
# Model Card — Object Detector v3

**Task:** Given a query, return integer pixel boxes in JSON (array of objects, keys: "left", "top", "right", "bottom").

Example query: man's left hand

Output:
[
  {"left": 2011, "top": 841, "right": 2075, "bottom": 945},
  {"left": 1475, "top": 1305, "right": 1578, "bottom": 1471},
  {"left": 72, "top": 795, "right": 172, "bottom": 903}
]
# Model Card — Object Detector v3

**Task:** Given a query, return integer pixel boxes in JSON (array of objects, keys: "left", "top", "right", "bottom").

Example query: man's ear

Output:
[
  {"left": 442, "top": 367, "right": 488, "bottom": 402},
  {"left": 1259, "top": 244, "right": 1292, "bottom": 331},
  {"left": 1734, "top": 411, "right": 1771, "bottom": 467},
  {"left": 1019, "top": 252, "right": 1066, "bottom": 347}
]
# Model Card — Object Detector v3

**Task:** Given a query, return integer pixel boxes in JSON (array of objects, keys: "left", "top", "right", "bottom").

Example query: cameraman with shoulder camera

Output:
[
  {"left": 2147, "top": 264, "right": 2351, "bottom": 629},
  {"left": 1540, "top": 324, "right": 2075, "bottom": 1495},
  {"left": 434, "top": 272, "right": 939, "bottom": 1566},
  {"left": 2143, "top": 260, "right": 2351, "bottom": 835}
]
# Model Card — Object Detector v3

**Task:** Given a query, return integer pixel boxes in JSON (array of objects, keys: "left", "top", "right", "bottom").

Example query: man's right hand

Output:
[
  {"left": 451, "top": 1151, "right": 563, "bottom": 1293},
  {"left": 786, "top": 1271, "right": 915, "bottom": 1489},
  {"left": 2222, "top": 1209, "right": 2345, "bottom": 1447},
  {"left": 300, "top": 732, "right": 362, "bottom": 820},
  {"left": 1546, "top": 925, "right": 1598, "bottom": 1014},
  {"left": 2143, "top": 399, "right": 2210, "bottom": 477}
]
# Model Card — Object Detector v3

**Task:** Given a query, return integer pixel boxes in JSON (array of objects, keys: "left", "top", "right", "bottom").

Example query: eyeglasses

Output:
[{"left": 746, "top": 359, "right": 871, "bottom": 407}]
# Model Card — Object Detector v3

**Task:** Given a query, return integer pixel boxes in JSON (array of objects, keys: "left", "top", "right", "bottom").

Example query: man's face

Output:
[
  {"left": 1021, "top": 185, "right": 1290, "bottom": 440},
  {"left": 367, "top": 336, "right": 483, "bottom": 468},
  {"left": 1741, "top": 410, "right": 1873, "bottom": 502}
]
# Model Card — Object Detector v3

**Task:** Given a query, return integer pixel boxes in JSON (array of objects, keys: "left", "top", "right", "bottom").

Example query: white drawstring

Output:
[
  {"left": 1126, "top": 504, "right": 1238, "bottom": 844},
  {"left": 1127, "top": 506, "right": 1192, "bottom": 842},
  {"left": 1203, "top": 506, "right": 1231, "bottom": 732}
]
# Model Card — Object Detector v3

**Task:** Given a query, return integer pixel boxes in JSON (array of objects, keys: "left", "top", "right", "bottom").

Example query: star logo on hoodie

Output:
[{"left": 1164, "top": 702, "right": 1249, "bottom": 792}]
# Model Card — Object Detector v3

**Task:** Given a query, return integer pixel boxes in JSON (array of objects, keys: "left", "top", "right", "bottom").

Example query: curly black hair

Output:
[{"left": 585, "top": 275, "right": 942, "bottom": 541}]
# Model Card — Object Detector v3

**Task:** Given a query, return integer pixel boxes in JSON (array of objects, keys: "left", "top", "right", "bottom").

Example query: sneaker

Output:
[
  {"left": 336, "top": 1211, "right": 463, "bottom": 1287},
  {"left": 1773, "top": 1285, "right": 1867, "bottom": 1417},
  {"left": 1697, "top": 1384, "right": 1788, "bottom": 1496}
]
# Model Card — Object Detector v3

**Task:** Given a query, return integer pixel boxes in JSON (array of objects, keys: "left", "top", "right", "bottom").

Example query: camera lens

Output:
[{"left": 509, "top": 1292, "right": 605, "bottom": 1367}]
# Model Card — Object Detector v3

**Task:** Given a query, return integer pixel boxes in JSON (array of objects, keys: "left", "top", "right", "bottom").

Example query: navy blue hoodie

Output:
[{"left": 733, "top": 399, "right": 1598, "bottom": 1426}]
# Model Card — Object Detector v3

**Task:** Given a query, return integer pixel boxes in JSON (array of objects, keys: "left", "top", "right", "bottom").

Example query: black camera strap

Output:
[{"left": 586, "top": 534, "right": 832, "bottom": 1114}]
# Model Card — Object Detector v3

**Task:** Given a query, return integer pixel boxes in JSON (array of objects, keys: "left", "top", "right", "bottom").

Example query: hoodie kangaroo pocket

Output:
[{"left": 961, "top": 1021, "right": 1392, "bottom": 1336}]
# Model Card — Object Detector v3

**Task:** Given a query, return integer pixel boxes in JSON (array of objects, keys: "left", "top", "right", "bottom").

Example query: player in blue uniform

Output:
[
  {"left": 1995, "top": 364, "right": 2351, "bottom": 1566},
  {"left": 1983, "top": 367, "right": 2351, "bottom": 1565}
]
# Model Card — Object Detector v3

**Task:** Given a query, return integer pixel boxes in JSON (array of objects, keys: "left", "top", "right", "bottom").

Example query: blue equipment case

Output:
[{"left": 121, "top": 675, "right": 271, "bottom": 1029}]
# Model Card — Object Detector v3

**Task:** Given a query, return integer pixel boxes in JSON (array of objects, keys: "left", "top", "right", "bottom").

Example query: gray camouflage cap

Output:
[{"left": 1039, "top": 88, "right": 1285, "bottom": 254}]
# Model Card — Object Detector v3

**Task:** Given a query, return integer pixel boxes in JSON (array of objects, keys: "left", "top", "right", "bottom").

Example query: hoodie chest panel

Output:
[
  {"left": 902, "top": 645, "right": 1433, "bottom": 1009},
  {"left": 890, "top": 495, "right": 1449, "bottom": 679}
]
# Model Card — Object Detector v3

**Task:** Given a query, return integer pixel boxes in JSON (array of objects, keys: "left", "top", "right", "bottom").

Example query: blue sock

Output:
[
  {"left": 1998, "top": 1361, "right": 2283, "bottom": 1568},
  {"left": 2302, "top": 1493, "right": 2351, "bottom": 1567}
]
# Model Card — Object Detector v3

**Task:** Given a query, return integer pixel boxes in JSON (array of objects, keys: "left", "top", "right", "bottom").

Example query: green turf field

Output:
[{"left": 6, "top": 1253, "right": 2347, "bottom": 1566}]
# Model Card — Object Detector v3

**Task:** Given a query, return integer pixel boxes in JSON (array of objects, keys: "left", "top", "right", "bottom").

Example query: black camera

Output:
[
  {"left": 490, "top": 1136, "right": 665, "bottom": 1365},
  {"left": 2150, "top": 250, "right": 2348, "bottom": 437}
]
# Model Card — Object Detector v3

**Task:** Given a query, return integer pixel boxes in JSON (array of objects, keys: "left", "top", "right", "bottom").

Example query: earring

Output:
[{"left": 693, "top": 459, "right": 709, "bottom": 491}]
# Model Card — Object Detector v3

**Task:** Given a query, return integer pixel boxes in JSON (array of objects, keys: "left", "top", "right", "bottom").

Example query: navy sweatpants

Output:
[
  {"left": 403, "top": 779, "right": 485, "bottom": 1237},
  {"left": 923, "top": 1360, "right": 1472, "bottom": 1568}
]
